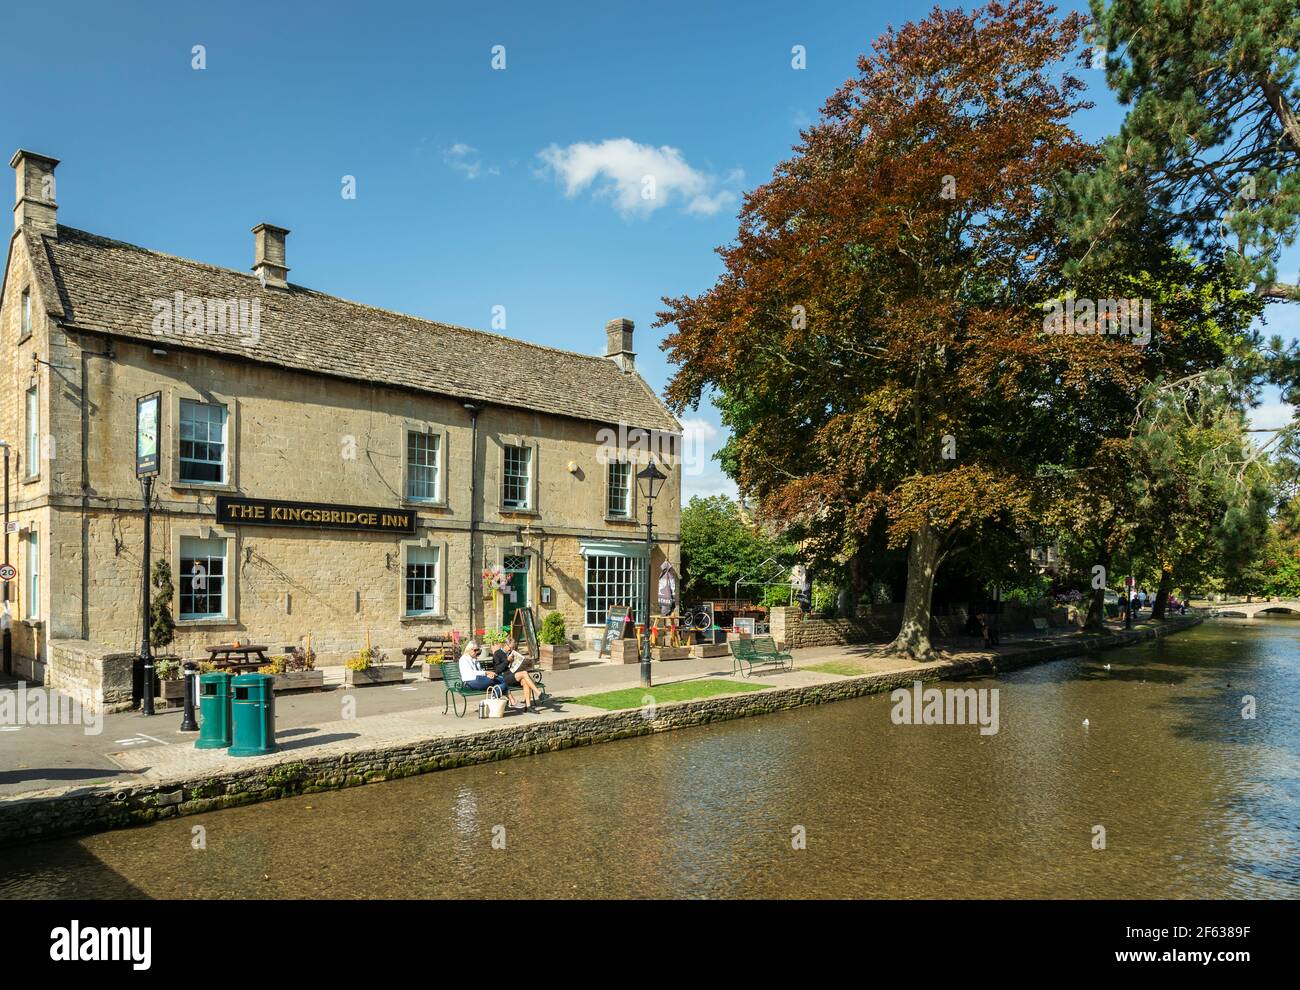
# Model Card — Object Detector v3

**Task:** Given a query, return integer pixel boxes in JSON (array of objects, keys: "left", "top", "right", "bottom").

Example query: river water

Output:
[{"left": 2, "top": 620, "right": 1297, "bottom": 899}]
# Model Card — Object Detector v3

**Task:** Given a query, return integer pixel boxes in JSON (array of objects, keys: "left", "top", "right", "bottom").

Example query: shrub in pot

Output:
[{"left": 538, "top": 611, "right": 570, "bottom": 669}]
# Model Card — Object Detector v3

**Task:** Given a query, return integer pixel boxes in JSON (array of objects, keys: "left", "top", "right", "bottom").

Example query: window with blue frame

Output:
[{"left": 179, "top": 400, "right": 227, "bottom": 483}]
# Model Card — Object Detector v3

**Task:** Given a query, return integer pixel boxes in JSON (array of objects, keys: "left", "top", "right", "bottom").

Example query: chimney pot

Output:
[
  {"left": 10, "top": 149, "right": 59, "bottom": 238},
  {"left": 605, "top": 317, "right": 635, "bottom": 372},
  {"left": 251, "top": 222, "right": 290, "bottom": 288}
]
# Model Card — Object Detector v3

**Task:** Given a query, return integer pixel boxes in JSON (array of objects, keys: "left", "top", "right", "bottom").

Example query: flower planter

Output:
[
  {"left": 158, "top": 679, "right": 186, "bottom": 704},
  {"left": 651, "top": 645, "right": 691, "bottom": 661},
  {"left": 344, "top": 665, "right": 405, "bottom": 687},
  {"left": 606, "top": 638, "right": 640, "bottom": 665},
  {"left": 422, "top": 661, "right": 445, "bottom": 681},
  {"left": 538, "top": 644, "right": 570, "bottom": 670},
  {"left": 271, "top": 670, "right": 325, "bottom": 693},
  {"left": 691, "top": 642, "right": 731, "bottom": 659}
]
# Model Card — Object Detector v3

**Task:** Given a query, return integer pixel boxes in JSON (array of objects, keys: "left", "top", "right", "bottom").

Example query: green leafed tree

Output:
[
  {"left": 660, "top": 0, "right": 1135, "bottom": 658},
  {"left": 1068, "top": 0, "right": 1300, "bottom": 300},
  {"left": 680, "top": 495, "right": 792, "bottom": 601}
]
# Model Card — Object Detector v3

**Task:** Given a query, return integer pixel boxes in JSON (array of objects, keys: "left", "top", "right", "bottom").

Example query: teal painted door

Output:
[{"left": 502, "top": 556, "right": 529, "bottom": 632}]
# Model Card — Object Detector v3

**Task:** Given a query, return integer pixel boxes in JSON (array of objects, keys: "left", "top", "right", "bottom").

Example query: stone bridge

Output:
[{"left": 1202, "top": 599, "right": 1300, "bottom": 618}]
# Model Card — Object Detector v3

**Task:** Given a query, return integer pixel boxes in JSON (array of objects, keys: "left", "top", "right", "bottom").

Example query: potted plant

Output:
[
  {"left": 343, "top": 638, "right": 402, "bottom": 687},
  {"left": 261, "top": 643, "right": 324, "bottom": 692},
  {"left": 538, "top": 611, "right": 570, "bottom": 669},
  {"left": 154, "top": 657, "right": 186, "bottom": 704}
]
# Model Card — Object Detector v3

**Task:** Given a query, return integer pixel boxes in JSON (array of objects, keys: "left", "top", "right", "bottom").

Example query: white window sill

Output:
[
  {"left": 175, "top": 618, "right": 235, "bottom": 629},
  {"left": 401, "top": 613, "right": 449, "bottom": 623},
  {"left": 171, "top": 481, "right": 235, "bottom": 494},
  {"left": 402, "top": 499, "right": 450, "bottom": 511}
]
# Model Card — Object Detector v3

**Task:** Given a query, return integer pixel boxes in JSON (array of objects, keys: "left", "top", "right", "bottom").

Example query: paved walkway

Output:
[{"left": 0, "top": 621, "right": 1157, "bottom": 800}]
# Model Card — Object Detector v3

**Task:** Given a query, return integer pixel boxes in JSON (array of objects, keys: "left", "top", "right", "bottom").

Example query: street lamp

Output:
[{"left": 636, "top": 458, "right": 667, "bottom": 689}]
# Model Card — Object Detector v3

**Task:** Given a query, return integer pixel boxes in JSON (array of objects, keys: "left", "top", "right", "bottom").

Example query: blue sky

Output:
[{"left": 3, "top": 0, "right": 1295, "bottom": 499}]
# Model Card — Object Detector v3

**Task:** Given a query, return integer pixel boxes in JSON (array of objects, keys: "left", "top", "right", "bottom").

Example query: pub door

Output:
[{"left": 502, "top": 555, "right": 529, "bottom": 633}]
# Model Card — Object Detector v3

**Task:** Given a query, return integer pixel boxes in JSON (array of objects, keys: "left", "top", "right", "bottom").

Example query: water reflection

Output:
[{"left": 2, "top": 621, "right": 1296, "bottom": 899}]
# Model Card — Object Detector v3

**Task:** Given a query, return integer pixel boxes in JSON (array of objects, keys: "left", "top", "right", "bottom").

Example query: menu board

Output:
[
  {"left": 599, "top": 605, "right": 631, "bottom": 658},
  {"left": 515, "top": 606, "right": 540, "bottom": 659}
]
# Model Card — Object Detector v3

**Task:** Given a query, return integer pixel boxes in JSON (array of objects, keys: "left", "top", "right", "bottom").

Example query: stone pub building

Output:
[{"left": 1, "top": 150, "right": 681, "bottom": 710}]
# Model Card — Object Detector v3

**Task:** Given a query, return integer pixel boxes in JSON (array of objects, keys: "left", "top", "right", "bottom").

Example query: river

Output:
[{"left": 2, "top": 619, "right": 1297, "bottom": 899}]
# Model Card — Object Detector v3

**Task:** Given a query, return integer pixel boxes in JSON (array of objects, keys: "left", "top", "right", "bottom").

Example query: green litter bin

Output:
[
  {"left": 195, "top": 672, "right": 233, "bottom": 749},
  {"left": 229, "top": 673, "right": 278, "bottom": 757}
]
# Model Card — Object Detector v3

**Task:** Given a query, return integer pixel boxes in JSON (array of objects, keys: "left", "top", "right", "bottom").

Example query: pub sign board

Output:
[
  {"left": 215, "top": 496, "right": 416, "bottom": 535},
  {"left": 135, "top": 392, "right": 161, "bottom": 477}
]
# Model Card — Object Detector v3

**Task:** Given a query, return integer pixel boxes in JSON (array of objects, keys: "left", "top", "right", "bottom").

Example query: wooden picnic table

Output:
[
  {"left": 204, "top": 644, "right": 271, "bottom": 673},
  {"left": 402, "top": 635, "right": 458, "bottom": 670}
]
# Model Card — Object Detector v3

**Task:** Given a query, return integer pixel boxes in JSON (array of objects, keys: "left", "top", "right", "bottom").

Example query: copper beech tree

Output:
[{"left": 658, "top": 0, "right": 1143, "bottom": 659}]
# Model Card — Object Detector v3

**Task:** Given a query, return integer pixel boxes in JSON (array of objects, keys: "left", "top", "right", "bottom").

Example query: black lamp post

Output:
[
  {"left": 636, "top": 458, "right": 667, "bottom": 689},
  {"left": 140, "top": 474, "right": 155, "bottom": 717}
]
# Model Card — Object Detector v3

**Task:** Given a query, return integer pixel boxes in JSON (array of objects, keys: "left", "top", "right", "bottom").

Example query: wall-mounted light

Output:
[{"left": 566, "top": 460, "right": 578, "bottom": 474}]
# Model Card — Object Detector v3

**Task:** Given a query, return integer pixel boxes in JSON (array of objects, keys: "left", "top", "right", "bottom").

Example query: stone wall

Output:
[
  {"left": 42, "top": 639, "right": 136, "bottom": 713},
  {"left": 764, "top": 602, "right": 899, "bottom": 647},
  {"left": 769, "top": 603, "right": 1069, "bottom": 650}
]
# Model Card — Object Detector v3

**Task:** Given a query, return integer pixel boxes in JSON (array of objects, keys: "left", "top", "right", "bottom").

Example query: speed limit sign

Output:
[{"left": 0, "top": 564, "right": 15, "bottom": 582}]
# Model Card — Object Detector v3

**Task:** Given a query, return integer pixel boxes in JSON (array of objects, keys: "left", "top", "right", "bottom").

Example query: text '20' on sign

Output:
[{"left": 0, "top": 564, "right": 16, "bottom": 582}]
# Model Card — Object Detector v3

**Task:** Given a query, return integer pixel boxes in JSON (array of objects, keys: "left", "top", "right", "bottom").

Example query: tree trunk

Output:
[
  {"left": 1085, "top": 550, "right": 1110, "bottom": 631},
  {"left": 888, "top": 521, "right": 939, "bottom": 660},
  {"left": 1151, "top": 566, "right": 1173, "bottom": 620}
]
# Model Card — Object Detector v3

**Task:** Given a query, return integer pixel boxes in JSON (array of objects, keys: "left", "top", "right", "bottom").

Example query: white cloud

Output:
[
  {"left": 537, "top": 138, "right": 740, "bottom": 218},
  {"left": 1247, "top": 398, "right": 1295, "bottom": 431},
  {"left": 444, "top": 143, "right": 499, "bottom": 180},
  {"left": 677, "top": 415, "right": 737, "bottom": 502}
]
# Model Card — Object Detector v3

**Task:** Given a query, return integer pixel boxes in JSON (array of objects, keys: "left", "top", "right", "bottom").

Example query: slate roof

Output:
[{"left": 27, "top": 225, "right": 680, "bottom": 433}]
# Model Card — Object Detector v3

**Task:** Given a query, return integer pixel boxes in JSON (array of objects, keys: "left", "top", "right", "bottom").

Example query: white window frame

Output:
[
  {"left": 400, "top": 537, "right": 448, "bottom": 621},
  {"left": 607, "top": 458, "right": 633, "bottom": 519},
  {"left": 25, "top": 528, "right": 39, "bottom": 620},
  {"left": 20, "top": 287, "right": 32, "bottom": 340},
  {"left": 502, "top": 443, "right": 532, "bottom": 510},
  {"left": 583, "top": 550, "right": 647, "bottom": 627},
  {"left": 400, "top": 424, "right": 449, "bottom": 507},
  {"left": 24, "top": 385, "right": 38, "bottom": 480},
  {"left": 178, "top": 535, "right": 230, "bottom": 621},
  {"left": 166, "top": 387, "right": 238, "bottom": 493},
  {"left": 178, "top": 399, "right": 229, "bottom": 486}
]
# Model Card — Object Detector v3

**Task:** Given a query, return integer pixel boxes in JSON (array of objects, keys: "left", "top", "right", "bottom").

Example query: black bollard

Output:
[{"left": 180, "top": 661, "right": 199, "bottom": 732}]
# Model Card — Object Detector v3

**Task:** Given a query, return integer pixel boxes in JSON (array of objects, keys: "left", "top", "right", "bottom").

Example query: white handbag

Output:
[{"left": 482, "top": 684, "right": 508, "bottom": 718}]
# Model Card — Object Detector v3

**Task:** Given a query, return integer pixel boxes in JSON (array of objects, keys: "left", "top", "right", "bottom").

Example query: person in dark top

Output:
[{"left": 492, "top": 636, "right": 544, "bottom": 711}]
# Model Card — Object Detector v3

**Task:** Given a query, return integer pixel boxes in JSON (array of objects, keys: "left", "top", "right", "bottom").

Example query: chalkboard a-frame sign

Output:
[{"left": 598, "top": 605, "right": 632, "bottom": 658}]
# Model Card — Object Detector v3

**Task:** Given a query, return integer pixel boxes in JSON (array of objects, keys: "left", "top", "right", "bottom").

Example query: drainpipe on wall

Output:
[{"left": 463, "top": 403, "right": 480, "bottom": 637}]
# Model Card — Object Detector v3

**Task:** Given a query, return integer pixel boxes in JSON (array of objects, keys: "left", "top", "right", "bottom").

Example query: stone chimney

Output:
[
  {"left": 605, "top": 317, "right": 635, "bottom": 372},
  {"left": 11, "top": 150, "right": 59, "bottom": 239},
  {"left": 251, "top": 223, "right": 290, "bottom": 288}
]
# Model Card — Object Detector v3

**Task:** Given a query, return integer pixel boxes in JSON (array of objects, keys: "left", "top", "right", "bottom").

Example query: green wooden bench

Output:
[
  {"left": 439, "top": 660, "right": 546, "bottom": 717},
  {"left": 731, "top": 636, "right": 794, "bottom": 677},
  {"left": 440, "top": 660, "right": 491, "bottom": 718}
]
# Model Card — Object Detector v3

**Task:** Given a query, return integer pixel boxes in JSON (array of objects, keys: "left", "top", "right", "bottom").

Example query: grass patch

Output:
[
  {"left": 804, "top": 660, "right": 871, "bottom": 677},
  {"left": 569, "top": 679, "right": 770, "bottom": 711}
]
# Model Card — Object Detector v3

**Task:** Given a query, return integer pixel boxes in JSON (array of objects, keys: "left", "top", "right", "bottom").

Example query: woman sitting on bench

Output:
[
  {"left": 457, "top": 642, "right": 505, "bottom": 692},
  {"left": 492, "top": 637, "right": 545, "bottom": 712}
]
